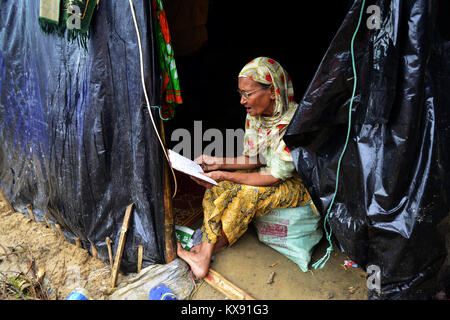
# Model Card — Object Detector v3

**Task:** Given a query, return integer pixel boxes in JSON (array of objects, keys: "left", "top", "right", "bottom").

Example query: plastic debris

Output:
[
  {"left": 344, "top": 260, "right": 358, "bottom": 268},
  {"left": 175, "top": 225, "right": 195, "bottom": 251}
]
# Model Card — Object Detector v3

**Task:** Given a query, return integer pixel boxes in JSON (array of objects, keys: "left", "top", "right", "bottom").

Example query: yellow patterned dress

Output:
[{"left": 201, "top": 173, "right": 312, "bottom": 246}]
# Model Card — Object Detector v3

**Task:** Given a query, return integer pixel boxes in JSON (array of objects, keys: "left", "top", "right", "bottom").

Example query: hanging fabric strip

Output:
[
  {"left": 39, "top": 0, "right": 60, "bottom": 23},
  {"left": 39, "top": 0, "right": 65, "bottom": 36},
  {"left": 63, "top": 0, "right": 99, "bottom": 49},
  {"left": 38, "top": 0, "right": 99, "bottom": 50},
  {"left": 152, "top": 0, "right": 183, "bottom": 120}
]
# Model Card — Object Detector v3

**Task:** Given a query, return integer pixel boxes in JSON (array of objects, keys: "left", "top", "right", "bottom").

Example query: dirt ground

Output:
[
  {"left": 0, "top": 199, "right": 113, "bottom": 300},
  {"left": 0, "top": 197, "right": 369, "bottom": 300},
  {"left": 191, "top": 224, "right": 367, "bottom": 300}
]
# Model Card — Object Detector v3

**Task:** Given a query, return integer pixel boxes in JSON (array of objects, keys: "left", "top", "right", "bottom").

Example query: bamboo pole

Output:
[
  {"left": 106, "top": 237, "right": 113, "bottom": 271},
  {"left": 160, "top": 119, "right": 177, "bottom": 263},
  {"left": 137, "top": 244, "right": 143, "bottom": 273},
  {"left": 110, "top": 203, "right": 134, "bottom": 288},
  {"left": 26, "top": 204, "right": 36, "bottom": 221},
  {"left": 204, "top": 268, "right": 256, "bottom": 300}
]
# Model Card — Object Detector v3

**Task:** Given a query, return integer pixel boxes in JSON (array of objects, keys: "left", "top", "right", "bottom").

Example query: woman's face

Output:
[{"left": 238, "top": 77, "right": 275, "bottom": 117}]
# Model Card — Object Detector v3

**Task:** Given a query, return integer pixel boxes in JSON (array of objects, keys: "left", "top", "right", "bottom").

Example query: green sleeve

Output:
[{"left": 262, "top": 148, "right": 296, "bottom": 180}]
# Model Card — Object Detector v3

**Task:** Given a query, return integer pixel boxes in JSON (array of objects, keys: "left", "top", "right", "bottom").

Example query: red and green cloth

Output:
[{"left": 152, "top": 0, "right": 183, "bottom": 120}]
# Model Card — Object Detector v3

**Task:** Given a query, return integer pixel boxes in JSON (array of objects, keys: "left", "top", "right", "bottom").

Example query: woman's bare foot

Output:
[{"left": 177, "top": 241, "right": 214, "bottom": 279}]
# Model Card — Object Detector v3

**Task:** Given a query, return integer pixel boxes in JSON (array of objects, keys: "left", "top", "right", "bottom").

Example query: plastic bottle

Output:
[{"left": 65, "top": 288, "right": 91, "bottom": 300}]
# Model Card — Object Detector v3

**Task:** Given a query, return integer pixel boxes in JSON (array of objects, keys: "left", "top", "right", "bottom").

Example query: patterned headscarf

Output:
[{"left": 239, "top": 57, "right": 298, "bottom": 162}]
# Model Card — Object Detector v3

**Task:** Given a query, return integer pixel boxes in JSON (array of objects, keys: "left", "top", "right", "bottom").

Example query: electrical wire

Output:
[
  {"left": 312, "top": 0, "right": 366, "bottom": 269},
  {"left": 128, "top": 0, "right": 177, "bottom": 198}
]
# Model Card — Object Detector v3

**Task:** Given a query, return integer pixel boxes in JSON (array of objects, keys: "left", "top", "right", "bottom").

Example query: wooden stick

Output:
[
  {"left": 110, "top": 203, "right": 134, "bottom": 288},
  {"left": 160, "top": 119, "right": 177, "bottom": 264},
  {"left": 26, "top": 204, "right": 36, "bottom": 221},
  {"left": 55, "top": 224, "right": 65, "bottom": 240},
  {"left": 43, "top": 216, "right": 52, "bottom": 229},
  {"left": 91, "top": 243, "right": 98, "bottom": 259},
  {"left": 0, "top": 187, "right": 14, "bottom": 212},
  {"left": 106, "top": 237, "right": 113, "bottom": 271},
  {"left": 0, "top": 250, "right": 26, "bottom": 257},
  {"left": 204, "top": 268, "right": 256, "bottom": 300},
  {"left": 137, "top": 244, "right": 143, "bottom": 273},
  {"left": 74, "top": 237, "right": 81, "bottom": 248}
]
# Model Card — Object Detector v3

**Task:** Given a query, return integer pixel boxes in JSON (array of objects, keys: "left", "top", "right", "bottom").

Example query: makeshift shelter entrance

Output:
[{"left": 1, "top": 0, "right": 449, "bottom": 300}]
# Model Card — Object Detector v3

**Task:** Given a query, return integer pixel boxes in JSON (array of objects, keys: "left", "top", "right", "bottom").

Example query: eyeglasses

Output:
[{"left": 236, "top": 87, "right": 266, "bottom": 99}]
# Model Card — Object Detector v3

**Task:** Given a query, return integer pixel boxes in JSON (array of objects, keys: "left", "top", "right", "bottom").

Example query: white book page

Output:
[{"left": 168, "top": 150, "right": 218, "bottom": 185}]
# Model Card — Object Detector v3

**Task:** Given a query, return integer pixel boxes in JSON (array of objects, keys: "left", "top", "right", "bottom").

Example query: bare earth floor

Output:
[
  {"left": 191, "top": 224, "right": 367, "bottom": 300},
  {"left": 0, "top": 199, "right": 367, "bottom": 300}
]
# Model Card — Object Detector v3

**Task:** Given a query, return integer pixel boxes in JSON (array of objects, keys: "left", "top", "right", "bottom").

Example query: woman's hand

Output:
[
  {"left": 202, "top": 171, "right": 226, "bottom": 183},
  {"left": 189, "top": 176, "right": 214, "bottom": 189},
  {"left": 194, "top": 154, "right": 221, "bottom": 172},
  {"left": 189, "top": 171, "right": 227, "bottom": 189}
]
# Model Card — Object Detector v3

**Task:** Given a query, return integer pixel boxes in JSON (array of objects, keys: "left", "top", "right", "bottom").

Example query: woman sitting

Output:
[{"left": 177, "top": 57, "right": 313, "bottom": 278}]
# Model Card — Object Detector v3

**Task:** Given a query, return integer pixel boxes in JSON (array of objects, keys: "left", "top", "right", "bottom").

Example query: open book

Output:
[{"left": 168, "top": 150, "right": 218, "bottom": 186}]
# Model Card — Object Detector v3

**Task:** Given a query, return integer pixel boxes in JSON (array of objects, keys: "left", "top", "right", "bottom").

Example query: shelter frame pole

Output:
[{"left": 160, "top": 119, "right": 177, "bottom": 263}]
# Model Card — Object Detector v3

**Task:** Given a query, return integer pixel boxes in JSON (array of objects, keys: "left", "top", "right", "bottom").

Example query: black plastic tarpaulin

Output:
[
  {"left": 285, "top": 0, "right": 450, "bottom": 299},
  {"left": 0, "top": 0, "right": 167, "bottom": 272}
]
